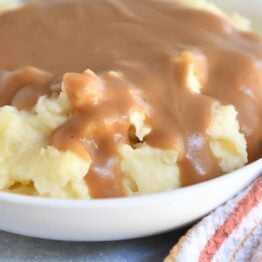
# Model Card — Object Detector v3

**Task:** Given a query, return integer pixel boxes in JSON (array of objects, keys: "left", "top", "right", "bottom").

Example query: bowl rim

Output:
[{"left": 0, "top": 158, "right": 261, "bottom": 208}]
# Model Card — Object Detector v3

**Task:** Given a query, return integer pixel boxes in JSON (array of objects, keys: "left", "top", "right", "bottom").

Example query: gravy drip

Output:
[
  {"left": 50, "top": 71, "right": 144, "bottom": 198},
  {"left": 0, "top": 0, "right": 261, "bottom": 197}
]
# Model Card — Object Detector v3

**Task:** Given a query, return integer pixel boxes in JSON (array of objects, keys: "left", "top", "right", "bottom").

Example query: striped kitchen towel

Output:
[{"left": 165, "top": 176, "right": 262, "bottom": 262}]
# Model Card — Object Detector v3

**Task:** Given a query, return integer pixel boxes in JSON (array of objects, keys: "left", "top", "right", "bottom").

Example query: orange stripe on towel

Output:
[{"left": 199, "top": 177, "right": 262, "bottom": 262}]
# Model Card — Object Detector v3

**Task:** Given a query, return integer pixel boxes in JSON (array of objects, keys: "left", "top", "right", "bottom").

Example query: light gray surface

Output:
[{"left": 0, "top": 227, "right": 189, "bottom": 262}]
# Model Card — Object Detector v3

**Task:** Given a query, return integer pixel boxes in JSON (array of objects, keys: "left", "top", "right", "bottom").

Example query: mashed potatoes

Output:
[
  {"left": 0, "top": 0, "right": 253, "bottom": 198},
  {"left": 0, "top": 87, "right": 90, "bottom": 198},
  {"left": 0, "top": 71, "right": 247, "bottom": 198}
]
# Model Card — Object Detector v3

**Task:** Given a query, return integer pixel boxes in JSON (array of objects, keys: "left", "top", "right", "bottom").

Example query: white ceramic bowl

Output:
[
  {"left": 0, "top": 159, "right": 261, "bottom": 241},
  {"left": 0, "top": 0, "right": 261, "bottom": 241}
]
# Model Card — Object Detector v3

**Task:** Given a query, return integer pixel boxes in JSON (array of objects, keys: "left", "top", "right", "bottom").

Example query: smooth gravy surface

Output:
[{"left": 0, "top": 0, "right": 261, "bottom": 198}]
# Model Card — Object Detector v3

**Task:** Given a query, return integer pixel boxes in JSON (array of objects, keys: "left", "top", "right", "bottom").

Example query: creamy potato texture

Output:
[
  {"left": 0, "top": 86, "right": 90, "bottom": 198},
  {"left": 0, "top": 68, "right": 247, "bottom": 198}
]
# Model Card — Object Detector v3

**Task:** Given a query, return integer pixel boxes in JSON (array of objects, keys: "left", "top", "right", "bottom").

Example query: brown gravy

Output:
[{"left": 0, "top": 0, "right": 261, "bottom": 198}]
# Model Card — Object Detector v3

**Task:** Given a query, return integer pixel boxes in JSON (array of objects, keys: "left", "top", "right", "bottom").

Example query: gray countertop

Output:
[
  {"left": 0, "top": 0, "right": 182, "bottom": 258},
  {"left": 0, "top": 227, "right": 190, "bottom": 262}
]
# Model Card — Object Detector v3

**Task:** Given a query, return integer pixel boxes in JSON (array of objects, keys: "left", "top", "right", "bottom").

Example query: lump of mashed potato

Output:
[
  {"left": 208, "top": 105, "right": 247, "bottom": 173},
  {"left": 0, "top": 0, "right": 22, "bottom": 13},
  {"left": 0, "top": 89, "right": 90, "bottom": 198}
]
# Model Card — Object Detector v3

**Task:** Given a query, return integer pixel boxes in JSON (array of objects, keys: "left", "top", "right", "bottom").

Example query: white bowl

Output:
[
  {"left": 0, "top": 0, "right": 261, "bottom": 241},
  {"left": 0, "top": 159, "right": 261, "bottom": 241}
]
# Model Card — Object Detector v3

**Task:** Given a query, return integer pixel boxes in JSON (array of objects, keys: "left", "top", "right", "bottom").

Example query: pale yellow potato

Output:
[
  {"left": 129, "top": 111, "right": 151, "bottom": 141},
  {"left": 7, "top": 180, "right": 90, "bottom": 199},
  {"left": 0, "top": 0, "right": 22, "bottom": 13},
  {"left": 33, "top": 87, "right": 71, "bottom": 133},
  {"left": 171, "top": 51, "right": 208, "bottom": 94},
  {"left": 208, "top": 105, "right": 248, "bottom": 173},
  {"left": 0, "top": 91, "right": 90, "bottom": 198},
  {"left": 120, "top": 144, "right": 180, "bottom": 195}
]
